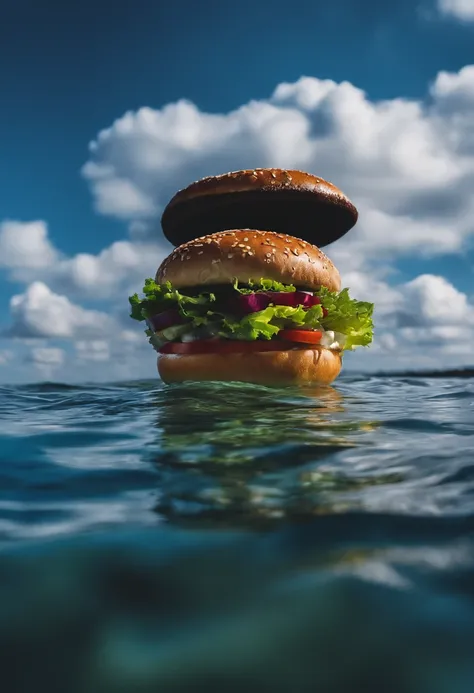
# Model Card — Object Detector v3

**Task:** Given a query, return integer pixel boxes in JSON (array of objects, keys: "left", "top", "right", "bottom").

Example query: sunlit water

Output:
[{"left": 1, "top": 374, "right": 474, "bottom": 692}]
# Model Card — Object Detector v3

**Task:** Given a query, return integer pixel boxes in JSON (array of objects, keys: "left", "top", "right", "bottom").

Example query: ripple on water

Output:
[
  {"left": 0, "top": 375, "right": 472, "bottom": 534},
  {"left": 0, "top": 376, "right": 474, "bottom": 691}
]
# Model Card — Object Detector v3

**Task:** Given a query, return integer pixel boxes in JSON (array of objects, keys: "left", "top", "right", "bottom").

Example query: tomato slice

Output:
[
  {"left": 159, "top": 339, "right": 311, "bottom": 355},
  {"left": 278, "top": 329, "right": 323, "bottom": 344}
]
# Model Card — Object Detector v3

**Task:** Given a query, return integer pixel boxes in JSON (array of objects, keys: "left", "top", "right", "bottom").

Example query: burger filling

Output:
[{"left": 129, "top": 278, "right": 374, "bottom": 354}]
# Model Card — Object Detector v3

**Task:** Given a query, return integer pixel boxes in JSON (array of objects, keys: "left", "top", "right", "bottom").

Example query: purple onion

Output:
[
  {"left": 146, "top": 308, "right": 185, "bottom": 331},
  {"left": 266, "top": 291, "right": 322, "bottom": 307},
  {"left": 231, "top": 291, "right": 323, "bottom": 315},
  {"left": 233, "top": 293, "right": 273, "bottom": 314}
]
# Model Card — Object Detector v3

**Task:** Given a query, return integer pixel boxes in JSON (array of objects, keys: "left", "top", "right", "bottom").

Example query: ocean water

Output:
[{"left": 1, "top": 374, "right": 474, "bottom": 692}]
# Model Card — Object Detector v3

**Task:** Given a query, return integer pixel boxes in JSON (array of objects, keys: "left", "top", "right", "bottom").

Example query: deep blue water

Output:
[{"left": 1, "top": 374, "right": 474, "bottom": 692}]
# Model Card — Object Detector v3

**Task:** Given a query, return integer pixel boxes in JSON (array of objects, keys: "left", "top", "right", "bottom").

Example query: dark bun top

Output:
[
  {"left": 161, "top": 168, "right": 358, "bottom": 248},
  {"left": 156, "top": 229, "right": 341, "bottom": 293}
]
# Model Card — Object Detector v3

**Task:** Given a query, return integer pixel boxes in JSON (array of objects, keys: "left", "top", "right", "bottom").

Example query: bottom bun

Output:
[{"left": 158, "top": 346, "right": 342, "bottom": 387}]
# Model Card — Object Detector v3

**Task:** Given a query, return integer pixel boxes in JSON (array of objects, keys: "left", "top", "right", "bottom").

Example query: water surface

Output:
[{"left": 1, "top": 374, "right": 474, "bottom": 692}]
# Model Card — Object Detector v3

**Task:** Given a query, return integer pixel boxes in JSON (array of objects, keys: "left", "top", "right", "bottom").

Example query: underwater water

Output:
[{"left": 1, "top": 374, "right": 474, "bottom": 692}]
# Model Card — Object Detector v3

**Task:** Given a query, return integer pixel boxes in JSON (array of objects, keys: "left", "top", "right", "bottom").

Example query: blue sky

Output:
[{"left": 1, "top": 0, "right": 474, "bottom": 381}]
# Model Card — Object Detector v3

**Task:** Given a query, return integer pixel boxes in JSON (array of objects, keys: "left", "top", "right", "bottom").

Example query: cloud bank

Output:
[{"left": 2, "top": 64, "right": 474, "bottom": 380}]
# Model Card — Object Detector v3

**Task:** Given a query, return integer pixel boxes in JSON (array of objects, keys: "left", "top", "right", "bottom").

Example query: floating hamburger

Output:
[{"left": 129, "top": 169, "right": 374, "bottom": 386}]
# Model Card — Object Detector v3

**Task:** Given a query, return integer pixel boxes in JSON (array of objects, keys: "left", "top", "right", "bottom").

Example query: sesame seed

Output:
[
  {"left": 198, "top": 251, "right": 204, "bottom": 255},
  {"left": 228, "top": 253, "right": 234, "bottom": 258},
  {"left": 238, "top": 243, "right": 246, "bottom": 248},
  {"left": 292, "top": 249, "right": 299, "bottom": 256},
  {"left": 244, "top": 237, "right": 249, "bottom": 242},
  {"left": 247, "top": 251, "right": 254, "bottom": 256},
  {"left": 211, "top": 259, "right": 220, "bottom": 264},
  {"left": 265, "top": 252, "right": 272, "bottom": 258}
]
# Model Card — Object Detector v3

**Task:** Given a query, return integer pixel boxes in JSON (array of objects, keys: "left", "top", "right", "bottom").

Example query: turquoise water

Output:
[{"left": 1, "top": 374, "right": 474, "bottom": 692}]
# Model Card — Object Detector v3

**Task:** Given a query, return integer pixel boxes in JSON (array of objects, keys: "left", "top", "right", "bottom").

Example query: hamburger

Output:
[{"left": 129, "top": 169, "right": 374, "bottom": 386}]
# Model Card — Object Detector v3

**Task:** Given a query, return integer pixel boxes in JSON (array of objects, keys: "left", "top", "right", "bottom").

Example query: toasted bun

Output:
[
  {"left": 161, "top": 168, "right": 358, "bottom": 248},
  {"left": 158, "top": 346, "right": 342, "bottom": 386},
  {"left": 156, "top": 229, "right": 341, "bottom": 292}
]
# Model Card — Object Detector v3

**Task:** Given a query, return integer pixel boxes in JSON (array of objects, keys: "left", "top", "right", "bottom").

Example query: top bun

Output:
[
  {"left": 156, "top": 229, "right": 341, "bottom": 293},
  {"left": 161, "top": 168, "right": 358, "bottom": 248}
]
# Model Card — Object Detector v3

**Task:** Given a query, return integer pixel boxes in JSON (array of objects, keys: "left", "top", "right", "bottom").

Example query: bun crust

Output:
[
  {"left": 161, "top": 168, "right": 358, "bottom": 248},
  {"left": 156, "top": 229, "right": 341, "bottom": 293},
  {"left": 158, "top": 346, "right": 342, "bottom": 386}
]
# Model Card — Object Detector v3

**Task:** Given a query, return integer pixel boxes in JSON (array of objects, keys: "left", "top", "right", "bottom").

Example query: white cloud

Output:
[
  {"left": 8, "top": 282, "right": 114, "bottom": 339},
  {"left": 75, "top": 340, "right": 110, "bottom": 362},
  {"left": 28, "top": 347, "right": 65, "bottom": 379},
  {"left": 53, "top": 240, "right": 166, "bottom": 299},
  {"left": 0, "top": 221, "right": 168, "bottom": 300},
  {"left": 437, "top": 0, "right": 474, "bottom": 21},
  {"left": 351, "top": 272, "right": 474, "bottom": 372},
  {"left": 401, "top": 274, "right": 474, "bottom": 325},
  {"left": 0, "top": 221, "right": 59, "bottom": 269},
  {"left": 79, "top": 66, "right": 474, "bottom": 280},
  {"left": 29, "top": 347, "right": 64, "bottom": 367},
  {"left": 4, "top": 65, "right": 474, "bottom": 379}
]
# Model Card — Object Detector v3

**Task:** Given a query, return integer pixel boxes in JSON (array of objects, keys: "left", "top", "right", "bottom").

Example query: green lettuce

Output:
[
  {"left": 220, "top": 304, "right": 324, "bottom": 341},
  {"left": 129, "top": 278, "right": 374, "bottom": 351},
  {"left": 317, "top": 287, "right": 374, "bottom": 350},
  {"left": 129, "top": 279, "right": 216, "bottom": 321},
  {"left": 234, "top": 278, "right": 296, "bottom": 294}
]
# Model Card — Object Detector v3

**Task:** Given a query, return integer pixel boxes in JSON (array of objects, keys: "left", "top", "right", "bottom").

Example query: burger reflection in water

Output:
[{"left": 150, "top": 382, "right": 398, "bottom": 530}]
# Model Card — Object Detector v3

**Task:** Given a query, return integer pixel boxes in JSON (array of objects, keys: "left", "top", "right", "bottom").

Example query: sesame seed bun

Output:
[
  {"left": 156, "top": 229, "right": 341, "bottom": 293},
  {"left": 158, "top": 346, "right": 342, "bottom": 387},
  {"left": 161, "top": 168, "right": 358, "bottom": 248}
]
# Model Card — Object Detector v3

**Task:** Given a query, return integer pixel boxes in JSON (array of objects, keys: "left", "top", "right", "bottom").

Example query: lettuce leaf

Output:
[
  {"left": 233, "top": 278, "right": 296, "bottom": 294},
  {"left": 316, "top": 287, "right": 374, "bottom": 350},
  {"left": 129, "top": 278, "right": 374, "bottom": 350},
  {"left": 129, "top": 279, "right": 216, "bottom": 321},
  {"left": 220, "top": 304, "right": 321, "bottom": 340}
]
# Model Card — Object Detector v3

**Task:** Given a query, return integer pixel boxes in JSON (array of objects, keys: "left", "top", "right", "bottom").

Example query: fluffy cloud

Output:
[
  {"left": 75, "top": 340, "right": 110, "bottom": 362},
  {"left": 438, "top": 0, "right": 474, "bottom": 21},
  {"left": 400, "top": 274, "right": 474, "bottom": 326},
  {"left": 81, "top": 68, "right": 474, "bottom": 270},
  {"left": 7, "top": 282, "right": 115, "bottom": 339},
  {"left": 352, "top": 272, "right": 474, "bottom": 372},
  {"left": 3, "top": 64, "right": 474, "bottom": 379},
  {"left": 27, "top": 347, "right": 65, "bottom": 379},
  {"left": 0, "top": 221, "right": 60, "bottom": 269},
  {"left": 0, "top": 221, "right": 167, "bottom": 301}
]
